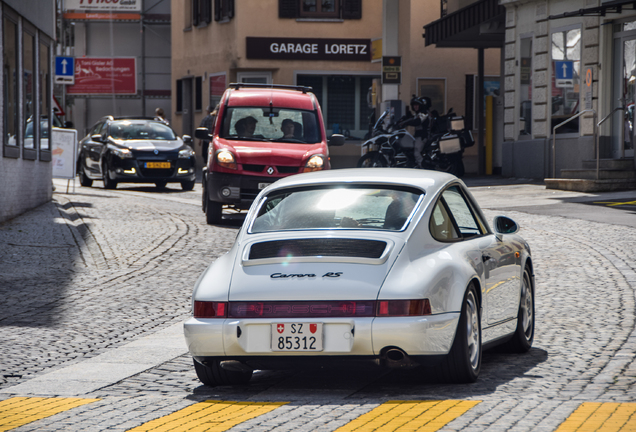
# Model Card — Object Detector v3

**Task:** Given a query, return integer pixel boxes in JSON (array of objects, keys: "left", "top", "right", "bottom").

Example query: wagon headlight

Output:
[
  {"left": 179, "top": 148, "right": 195, "bottom": 158},
  {"left": 216, "top": 150, "right": 237, "bottom": 170},
  {"left": 302, "top": 154, "right": 324, "bottom": 173},
  {"left": 112, "top": 148, "right": 133, "bottom": 159}
]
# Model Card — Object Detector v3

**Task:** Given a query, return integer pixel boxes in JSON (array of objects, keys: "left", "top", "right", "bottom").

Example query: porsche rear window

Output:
[{"left": 251, "top": 186, "right": 423, "bottom": 233}]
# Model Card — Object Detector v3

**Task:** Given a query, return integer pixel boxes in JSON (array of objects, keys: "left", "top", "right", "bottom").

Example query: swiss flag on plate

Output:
[
  {"left": 310, "top": 324, "right": 318, "bottom": 334},
  {"left": 277, "top": 324, "right": 285, "bottom": 334}
]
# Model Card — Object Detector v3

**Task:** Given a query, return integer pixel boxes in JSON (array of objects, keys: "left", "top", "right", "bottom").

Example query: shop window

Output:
[
  {"left": 327, "top": 76, "right": 355, "bottom": 133},
  {"left": 3, "top": 16, "right": 18, "bottom": 156},
  {"left": 519, "top": 37, "right": 532, "bottom": 137},
  {"left": 214, "top": 0, "right": 234, "bottom": 21},
  {"left": 551, "top": 27, "right": 581, "bottom": 134},
  {"left": 39, "top": 39, "right": 51, "bottom": 154},
  {"left": 359, "top": 76, "right": 374, "bottom": 130},
  {"left": 279, "top": 0, "right": 361, "bottom": 19}
]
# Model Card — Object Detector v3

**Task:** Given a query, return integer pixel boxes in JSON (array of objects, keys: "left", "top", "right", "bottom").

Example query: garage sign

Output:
[{"left": 246, "top": 37, "right": 371, "bottom": 61}]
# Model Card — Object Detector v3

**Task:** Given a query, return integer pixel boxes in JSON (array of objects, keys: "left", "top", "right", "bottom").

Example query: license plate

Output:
[
  {"left": 258, "top": 182, "right": 271, "bottom": 190},
  {"left": 145, "top": 162, "right": 171, "bottom": 169},
  {"left": 271, "top": 323, "right": 323, "bottom": 352}
]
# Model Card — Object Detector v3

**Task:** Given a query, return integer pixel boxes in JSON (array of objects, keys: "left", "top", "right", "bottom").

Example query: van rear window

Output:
[{"left": 220, "top": 107, "right": 321, "bottom": 144}]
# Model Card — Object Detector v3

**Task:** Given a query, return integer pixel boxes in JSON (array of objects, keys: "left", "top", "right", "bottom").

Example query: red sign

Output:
[{"left": 66, "top": 57, "right": 136, "bottom": 95}]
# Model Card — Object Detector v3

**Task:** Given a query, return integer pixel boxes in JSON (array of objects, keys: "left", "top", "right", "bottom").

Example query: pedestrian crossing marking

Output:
[
  {"left": 126, "top": 400, "right": 287, "bottom": 432},
  {"left": 0, "top": 396, "right": 98, "bottom": 431},
  {"left": 334, "top": 399, "right": 480, "bottom": 432},
  {"left": 555, "top": 402, "right": 636, "bottom": 431}
]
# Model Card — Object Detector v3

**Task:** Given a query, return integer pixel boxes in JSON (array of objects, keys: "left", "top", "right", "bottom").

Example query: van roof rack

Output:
[{"left": 228, "top": 83, "right": 313, "bottom": 93}]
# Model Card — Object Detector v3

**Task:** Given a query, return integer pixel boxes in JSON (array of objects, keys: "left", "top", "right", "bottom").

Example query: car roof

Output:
[
  {"left": 265, "top": 168, "right": 460, "bottom": 195},
  {"left": 101, "top": 116, "right": 157, "bottom": 122},
  {"left": 226, "top": 88, "right": 316, "bottom": 110}
]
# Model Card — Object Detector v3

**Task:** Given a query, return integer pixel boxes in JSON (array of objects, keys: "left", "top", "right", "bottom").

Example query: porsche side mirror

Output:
[
  {"left": 195, "top": 127, "right": 210, "bottom": 140},
  {"left": 182, "top": 134, "right": 192, "bottom": 144},
  {"left": 328, "top": 134, "right": 345, "bottom": 146},
  {"left": 493, "top": 216, "right": 519, "bottom": 235}
]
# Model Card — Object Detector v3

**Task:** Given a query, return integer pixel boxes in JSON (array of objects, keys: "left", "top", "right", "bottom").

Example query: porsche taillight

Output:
[
  {"left": 228, "top": 301, "right": 376, "bottom": 318},
  {"left": 194, "top": 301, "right": 227, "bottom": 318},
  {"left": 376, "top": 300, "right": 431, "bottom": 317}
]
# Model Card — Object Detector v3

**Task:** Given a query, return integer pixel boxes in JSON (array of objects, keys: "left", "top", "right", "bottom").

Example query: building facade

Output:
[
  {"left": 171, "top": 0, "right": 501, "bottom": 173},
  {"left": 501, "top": 0, "right": 636, "bottom": 179},
  {"left": 0, "top": 0, "right": 55, "bottom": 223},
  {"left": 61, "top": 0, "right": 171, "bottom": 136}
]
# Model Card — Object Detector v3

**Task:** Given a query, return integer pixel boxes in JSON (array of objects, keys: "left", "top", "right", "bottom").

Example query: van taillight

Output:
[
  {"left": 194, "top": 301, "right": 227, "bottom": 318},
  {"left": 376, "top": 300, "right": 431, "bottom": 317}
]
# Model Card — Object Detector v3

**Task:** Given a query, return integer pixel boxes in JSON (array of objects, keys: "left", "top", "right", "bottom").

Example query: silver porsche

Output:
[{"left": 184, "top": 168, "right": 535, "bottom": 386}]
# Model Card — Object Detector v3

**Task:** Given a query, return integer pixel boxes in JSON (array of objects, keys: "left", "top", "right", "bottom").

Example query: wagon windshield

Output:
[
  {"left": 220, "top": 107, "right": 321, "bottom": 144},
  {"left": 251, "top": 186, "right": 424, "bottom": 233}
]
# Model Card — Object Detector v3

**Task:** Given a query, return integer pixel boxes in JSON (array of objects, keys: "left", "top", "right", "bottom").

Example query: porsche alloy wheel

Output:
[
  {"left": 193, "top": 359, "right": 252, "bottom": 387},
  {"left": 505, "top": 267, "right": 534, "bottom": 352},
  {"left": 436, "top": 284, "right": 481, "bottom": 383}
]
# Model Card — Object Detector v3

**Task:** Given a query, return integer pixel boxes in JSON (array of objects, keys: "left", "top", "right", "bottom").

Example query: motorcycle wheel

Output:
[
  {"left": 357, "top": 152, "right": 388, "bottom": 168},
  {"left": 435, "top": 154, "right": 464, "bottom": 177}
]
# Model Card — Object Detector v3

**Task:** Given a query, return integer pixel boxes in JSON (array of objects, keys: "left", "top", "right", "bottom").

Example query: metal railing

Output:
[
  {"left": 552, "top": 109, "right": 597, "bottom": 178},
  {"left": 595, "top": 107, "right": 625, "bottom": 178}
]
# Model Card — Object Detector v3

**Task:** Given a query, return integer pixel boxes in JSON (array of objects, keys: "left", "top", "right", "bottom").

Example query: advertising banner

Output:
[
  {"left": 64, "top": 0, "right": 142, "bottom": 12},
  {"left": 66, "top": 57, "right": 137, "bottom": 95},
  {"left": 52, "top": 128, "right": 78, "bottom": 180}
]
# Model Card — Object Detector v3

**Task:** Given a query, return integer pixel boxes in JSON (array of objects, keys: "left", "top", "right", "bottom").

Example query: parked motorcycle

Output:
[{"left": 357, "top": 108, "right": 474, "bottom": 177}]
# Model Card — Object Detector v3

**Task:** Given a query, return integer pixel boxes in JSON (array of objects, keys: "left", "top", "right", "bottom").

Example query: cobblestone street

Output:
[{"left": 1, "top": 180, "right": 636, "bottom": 431}]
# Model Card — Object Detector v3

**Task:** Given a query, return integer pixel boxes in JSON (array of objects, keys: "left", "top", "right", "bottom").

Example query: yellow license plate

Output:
[{"left": 145, "top": 162, "right": 171, "bottom": 169}]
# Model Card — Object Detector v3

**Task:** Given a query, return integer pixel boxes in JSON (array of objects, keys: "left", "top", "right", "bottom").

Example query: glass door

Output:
[
  {"left": 623, "top": 37, "right": 635, "bottom": 158},
  {"left": 613, "top": 21, "right": 636, "bottom": 159}
]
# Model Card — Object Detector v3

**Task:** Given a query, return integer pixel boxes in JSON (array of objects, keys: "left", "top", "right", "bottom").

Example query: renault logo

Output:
[{"left": 267, "top": 167, "right": 275, "bottom": 175}]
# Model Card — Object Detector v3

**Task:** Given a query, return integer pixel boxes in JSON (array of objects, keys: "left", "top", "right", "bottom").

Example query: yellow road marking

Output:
[
  {"left": 555, "top": 402, "right": 636, "bottom": 431},
  {"left": 593, "top": 200, "right": 636, "bottom": 207},
  {"left": 334, "top": 400, "right": 480, "bottom": 432},
  {"left": 126, "top": 400, "right": 287, "bottom": 432},
  {"left": 0, "top": 397, "right": 98, "bottom": 432}
]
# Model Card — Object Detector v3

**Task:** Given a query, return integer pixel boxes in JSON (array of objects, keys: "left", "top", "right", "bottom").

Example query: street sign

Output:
[
  {"left": 555, "top": 60, "right": 574, "bottom": 88},
  {"left": 55, "top": 56, "right": 75, "bottom": 85},
  {"left": 382, "top": 56, "right": 401, "bottom": 85}
]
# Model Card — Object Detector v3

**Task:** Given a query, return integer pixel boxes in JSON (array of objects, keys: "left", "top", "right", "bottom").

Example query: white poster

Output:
[
  {"left": 64, "top": 0, "right": 142, "bottom": 12},
  {"left": 52, "top": 128, "right": 78, "bottom": 180}
]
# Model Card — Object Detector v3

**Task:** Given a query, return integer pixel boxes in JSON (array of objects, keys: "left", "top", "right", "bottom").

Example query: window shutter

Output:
[
  {"left": 203, "top": 0, "right": 212, "bottom": 23},
  {"left": 279, "top": 0, "right": 298, "bottom": 18},
  {"left": 176, "top": 80, "right": 183, "bottom": 113},
  {"left": 192, "top": 0, "right": 200, "bottom": 25},
  {"left": 228, "top": 0, "right": 234, "bottom": 18},
  {"left": 214, "top": 0, "right": 221, "bottom": 21},
  {"left": 342, "top": 0, "right": 362, "bottom": 19}
]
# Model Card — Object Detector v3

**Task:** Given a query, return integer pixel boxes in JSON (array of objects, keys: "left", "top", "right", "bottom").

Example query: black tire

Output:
[
  {"left": 155, "top": 181, "right": 167, "bottom": 189},
  {"left": 181, "top": 180, "right": 195, "bottom": 191},
  {"left": 357, "top": 152, "right": 388, "bottom": 168},
  {"left": 436, "top": 284, "right": 481, "bottom": 383},
  {"left": 78, "top": 158, "right": 93, "bottom": 187},
  {"left": 504, "top": 266, "right": 534, "bottom": 353},
  {"left": 202, "top": 180, "right": 208, "bottom": 213},
  {"left": 102, "top": 162, "right": 117, "bottom": 189},
  {"left": 206, "top": 200, "right": 223, "bottom": 225},
  {"left": 193, "top": 359, "right": 252, "bottom": 387}
]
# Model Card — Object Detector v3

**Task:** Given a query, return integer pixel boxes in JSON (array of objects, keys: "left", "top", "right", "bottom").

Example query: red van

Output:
[{"left": 196, "top": 83, "right": 344, "bottom": 224}]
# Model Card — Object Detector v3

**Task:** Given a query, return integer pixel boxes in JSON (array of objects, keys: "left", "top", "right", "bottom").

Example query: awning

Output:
[
  {"left": 548, "top": 0, "right": 636, "bottom": 19},
  {"left": 423, "top": 0, "right": 506, "bottom": 48}
]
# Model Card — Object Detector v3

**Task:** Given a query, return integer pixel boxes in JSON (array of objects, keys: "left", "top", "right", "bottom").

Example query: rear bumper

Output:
[{"left": 183, "top": 313, "right": 460, "bottom": 366}]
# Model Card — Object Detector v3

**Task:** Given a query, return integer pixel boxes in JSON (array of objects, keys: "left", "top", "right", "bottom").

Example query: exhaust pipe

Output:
[
  {"left": 219, "top": 360, "right": 254, "bottom": 373},
  {"left": 381, "top": 348, "right": 418, "bottom": 369}
]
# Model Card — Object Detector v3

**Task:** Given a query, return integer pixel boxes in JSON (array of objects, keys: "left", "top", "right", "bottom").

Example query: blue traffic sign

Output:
[
  {"left": 554, "top": 61, "right": 574, "bottom": 80},
  {"left": 55, "top": 56, "right": 75, "bottom": 85}
]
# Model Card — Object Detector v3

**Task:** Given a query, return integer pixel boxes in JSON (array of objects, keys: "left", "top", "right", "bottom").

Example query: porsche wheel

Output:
[
  {"left": 357, "top": 152, "right": 387, "bottom": 168},
  {"left": 102, "top": 162, "right": 117, "bottom": 189},
  {"left": 504, "top": 266, "right": 534, "bottom": 352},
  {"left": 193, "top": 359, "right": 252, "bottom": 387},
  {"left": 437, "top": 284, "right": 481, "bottom": 383}
]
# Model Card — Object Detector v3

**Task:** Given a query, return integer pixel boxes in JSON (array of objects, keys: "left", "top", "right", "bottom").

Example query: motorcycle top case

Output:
[
  {"left": 438, "top": 134, "right": 462, "bottom": 154},
  {"left": 460, "top": 130, "right": 475, "bottom": 148}
]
